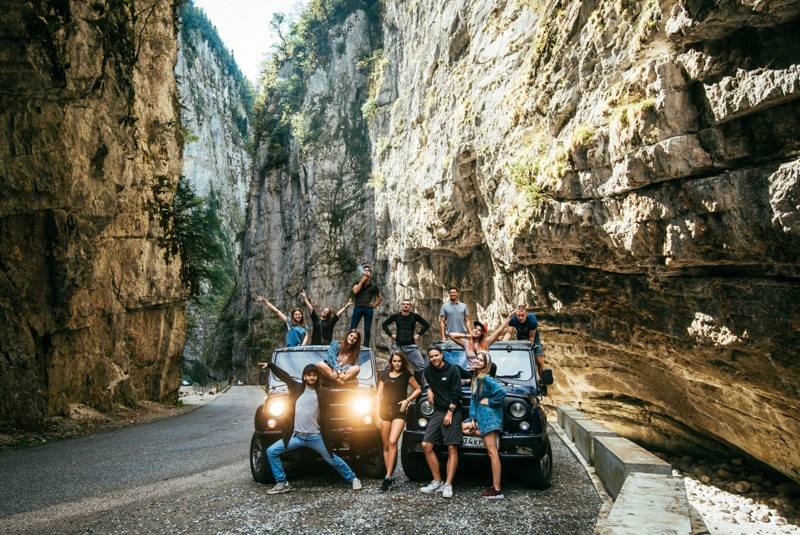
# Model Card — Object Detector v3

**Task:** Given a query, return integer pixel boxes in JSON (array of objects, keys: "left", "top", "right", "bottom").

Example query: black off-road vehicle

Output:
[
  {"left": 249, "top": 345, "right": 385, "bottom": 483},
  {"left": 400, "top": 341, "right": 554, "bottom": 489}
]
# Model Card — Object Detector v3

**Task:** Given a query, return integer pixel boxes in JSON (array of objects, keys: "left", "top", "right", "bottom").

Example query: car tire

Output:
[
  {"left": 358, "top": 448, "right": 386, "bottom": 479},
  {"left": 520, "top": 436, "right": 553, "bottom": 489},
  {"left": 400, "top": 447, "right": 430, "bottom": 481},
  {"left": 250, "top": 432, "right": 276, "bottom": 484}
]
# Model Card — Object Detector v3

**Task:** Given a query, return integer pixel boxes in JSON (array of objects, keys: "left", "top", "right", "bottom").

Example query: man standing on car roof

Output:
[
  {"left": 257, "top": 361, "right": 362, "bottom": 494},
  {"left": 503, "top": 304, "right": 549, "bottom": 380},
  {"left": 439, "top": 287, "right": 470, "bottom": 341},
  {"left": 381, "top": 298, "right": 430, "bottom": 370},
  {"left": 419, "top": 347, "right": 463, "bottom": 499},
  {"left": 350, "top": 265, "right": 383, "bottom": 346}
]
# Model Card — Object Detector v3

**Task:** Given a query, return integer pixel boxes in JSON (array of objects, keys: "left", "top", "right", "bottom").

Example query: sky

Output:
[{"left": 193, "top": 0, "right": 306, "bottom": 84}]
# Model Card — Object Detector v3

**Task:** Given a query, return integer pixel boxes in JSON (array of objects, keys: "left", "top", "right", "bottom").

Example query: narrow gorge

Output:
[{"left": 1, "top": 0, "right": 798, "bottom": 488}]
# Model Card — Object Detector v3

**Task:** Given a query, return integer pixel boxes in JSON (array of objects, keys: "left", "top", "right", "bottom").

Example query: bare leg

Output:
[
  {"left": 340, "top": 365, "right": 360, "bottom": 382},
  {"left": 422, "top": 442, "right": 441, "bottom": 481},
  {"left": 483, "top": 431, "right": 502, "bottom": 490},
  {"left": 535, "top": 355, "right": 547, "bottom": 379},
  {"left": 317, "top": 361, "right": 337, "bottom": 381},
  {"left": 387, "top": 418, "right": 404, "bottom": 477},
  {"left": 445, "top": 444, "right": 459, "bottom": 484},
  {"left": 380, "top": 420, "right": 392, "bottom": 478}
]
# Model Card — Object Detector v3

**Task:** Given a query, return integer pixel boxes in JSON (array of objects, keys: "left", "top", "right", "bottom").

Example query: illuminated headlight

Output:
[
  {"left": 353, "top": 397, "right": 372, "bottom": 415},
  {"left": 417, "top": 418, "right": 428, "bottom": 428},
  {"left": 268, "top": 400, "right": 286, "bottom": 417},
  {"left": 508, "top": 401, "right": 527, "bottom": 419},
  {"left": 519, "top": 421, "right": 531, "bottom": 431},
  {"left": 267, "top": 418, "right": 277, "bottom": 429},
  {"left": 418, "top": 400, "right": 434, "bottom": 416},
  {"left": 363, "top": 416, "right": 373, "bottom": 425}
]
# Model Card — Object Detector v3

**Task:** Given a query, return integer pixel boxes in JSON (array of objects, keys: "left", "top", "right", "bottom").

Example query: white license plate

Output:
[{"left": 462, "top": 436, "right": 485, "bottom": 449}]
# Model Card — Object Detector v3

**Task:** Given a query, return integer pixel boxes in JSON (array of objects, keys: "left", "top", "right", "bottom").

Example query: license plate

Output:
[{"left": 462, "top": 436, "right": 485, "bottom": 449}]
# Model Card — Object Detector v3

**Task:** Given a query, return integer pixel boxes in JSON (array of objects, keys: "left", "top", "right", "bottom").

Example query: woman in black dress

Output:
[{"left": 377, "top": 349, "right": 421, "bottom": 492}]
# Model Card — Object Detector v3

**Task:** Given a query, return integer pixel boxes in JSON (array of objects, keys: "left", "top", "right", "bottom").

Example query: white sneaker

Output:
[
  {"left": 267, "top": 481, "right": 291, "bottom": 494},
  {"left": 442, "top": 483, "right": 453, "bottom": 498},
  {"left": 420, "top": 480, "right": 444, "bottom": 494},
  {"left": 352, "top": 477, "right": 362, "bottom": 490}
]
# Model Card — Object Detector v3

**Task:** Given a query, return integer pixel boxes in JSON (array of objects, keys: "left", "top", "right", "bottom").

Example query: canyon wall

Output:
[
  {"left": 176, "top": 6, "right": 251, "bottom": 368},
  {"left": 368, "top": 0, "right": 800, "bottom": 481},
  {"left": 0, "top": 0, "right": 186, "bottom": 428},
  {"left": 219, "top": 5, "right": 384, "bottom": 381}
]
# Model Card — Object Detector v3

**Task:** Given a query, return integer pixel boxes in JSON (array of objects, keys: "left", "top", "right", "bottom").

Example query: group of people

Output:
[{"left": 255, "top": 266, "right": 549, "bottom": 499}]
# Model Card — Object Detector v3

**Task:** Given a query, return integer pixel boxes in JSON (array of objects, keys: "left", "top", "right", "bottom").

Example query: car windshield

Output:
[
  {"left": 270, "top": 349, "right": 375, "bottom": 388},
  {"left": 441, "top": 347, "right": 534, "bottom": 382}
]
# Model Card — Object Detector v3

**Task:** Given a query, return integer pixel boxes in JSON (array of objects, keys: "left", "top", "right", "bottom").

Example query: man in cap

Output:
[{"left": 258, "top": 361, "right": 362, "bottom": 494}]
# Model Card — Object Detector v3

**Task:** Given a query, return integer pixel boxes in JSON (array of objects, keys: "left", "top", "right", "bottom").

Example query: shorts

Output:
[
  {"left": 422, "top": 410, "right": 463, "bottom": 446},
  {"left": 380, "top": 406, "right": 407, "bottom": 421},
  {"left": 533, "top": 343, "right": 544, "bottom": 357}
]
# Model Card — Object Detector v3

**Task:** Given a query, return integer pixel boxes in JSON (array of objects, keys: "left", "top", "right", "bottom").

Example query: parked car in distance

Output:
[
  {"left": 400, "top": 341, "right": 555, "bottom": 489},
  {"left": 236, "top": 380, "right": 245, "bottom": 386},
  {"left": 249, "top": 345, "right": 385, "bottom": 484},
  {"left": 181, "top": 379, "right": 192, "bottom": 386}
]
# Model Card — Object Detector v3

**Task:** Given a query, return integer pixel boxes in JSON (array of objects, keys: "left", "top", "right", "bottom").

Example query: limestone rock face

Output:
[
  {"left": 176, "top": 21, "right": 250, "bottom": 365},
  {"left": 367, "top": 0, "right": 800, "bottom": 481},
  {"left": 0, "top": 0, "right": 186, "bottom": 428},
  {"left": 224, "top": 8, "right": 382, "bottom": 381}
]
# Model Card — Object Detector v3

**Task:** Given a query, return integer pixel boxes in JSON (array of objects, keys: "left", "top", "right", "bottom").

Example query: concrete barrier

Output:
[
  {"left": 599, "top": 473, "right": 691, "bottom": 535},
  {"left": 594, "top": 435, "right": 673, "bottom": 499},
  {"left": 572, "top": 418, "right": 617, "bottom": 466},
  {"left": 555, "top": 405, "right": 691, "bottom": 534}
]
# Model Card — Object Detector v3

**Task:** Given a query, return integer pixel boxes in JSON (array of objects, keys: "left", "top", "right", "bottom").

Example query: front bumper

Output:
[
  {"left": 257, "top": 427, "right": 382, "bottom": 460},
  {"left": 401, "top": 428, "right": 550, "bottom": 460}
]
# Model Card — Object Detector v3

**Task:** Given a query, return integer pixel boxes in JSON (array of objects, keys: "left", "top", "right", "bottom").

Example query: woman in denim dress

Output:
[{"left": 462, "top": 351, "right": 506, "bottom": 499}]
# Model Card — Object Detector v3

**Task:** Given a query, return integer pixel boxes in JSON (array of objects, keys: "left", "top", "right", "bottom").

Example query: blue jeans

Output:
[
  {"left": 350, "top": 305, "right": 374, "bottom": 345},
  {"left": 267, "top": 433, "right": 356, "bottom": 483}
]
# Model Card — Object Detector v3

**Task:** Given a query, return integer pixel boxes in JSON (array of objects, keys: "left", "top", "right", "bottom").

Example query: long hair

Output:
[
  {"left": 388, "top": 348, "right": 410, "bottom": 372},
  {"left": 289, "top": 308, "right": 305, "bottom": 326},
  {"left": 472, "top": 351, "right": 493, "bottom": 395},
  {"left": 339, "top": 329, "right": 362, "bottom": 365},
  {"left": 469, "top": 326, "right": 489, "bottom": 353}
]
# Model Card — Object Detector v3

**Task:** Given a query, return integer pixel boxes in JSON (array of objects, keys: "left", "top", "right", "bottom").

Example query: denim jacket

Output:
[{"left": 469, "top": 375, "right": 506, "bottom": 435}]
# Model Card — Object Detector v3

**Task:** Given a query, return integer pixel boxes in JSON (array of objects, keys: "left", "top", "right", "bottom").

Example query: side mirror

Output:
[
  {"left": 258, "top": 369, "right": 270, "bottom": 386},
  {"left": 540, "top": 368, "right": 554, "bottom": 386}
]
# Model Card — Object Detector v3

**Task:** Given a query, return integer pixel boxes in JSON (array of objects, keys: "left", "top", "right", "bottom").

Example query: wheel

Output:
[
  {"left": 520, "top": 436, "right": 553, "bottom": 489},
  {"left": 400, "top": 446, "right": 431, "bottom": 481},
  {"left": 358, "top": 448, "right": 386, "bottom": 479},
  {"left": 254, "top": 405, "right": 267, "bottom": 431},
  {"left": 250, "top": 432, "right": 276, "bottom": 483}
]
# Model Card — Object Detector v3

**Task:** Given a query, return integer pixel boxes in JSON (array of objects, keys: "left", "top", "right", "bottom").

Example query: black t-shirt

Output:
[
  {"left": 310, "top": 310, "right": 339, "bottom": 345},
  {"left": 379, "top": 369, "right": 412, "bottom": 411},
  {"left": 381, "top": 312, "right": 430, "bottom": 345}
]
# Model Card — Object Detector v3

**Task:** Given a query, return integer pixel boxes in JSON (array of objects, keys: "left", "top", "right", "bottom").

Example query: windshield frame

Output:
[
  {"left": 269, "top": 346, "right": 376, "bottom": 389},
  {"left": 437, "top": 342, "right": 537, "bottom": 386}
]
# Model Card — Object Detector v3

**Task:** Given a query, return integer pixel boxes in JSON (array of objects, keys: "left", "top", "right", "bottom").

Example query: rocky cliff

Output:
[
  {"left": 0, "top": 0, "right": 186, "bottom": 428},
  {"left": 238, "top": 0, "right": 799, "bottom": 482},
  {"left": 368, "top": 0, "right": 800, "bottom": 481},
  {"left": 217, "top": 4, "right": 384, "bottom": 381},
  {"left": 176, "top": 3, "right": 251, "bottom": 370}
]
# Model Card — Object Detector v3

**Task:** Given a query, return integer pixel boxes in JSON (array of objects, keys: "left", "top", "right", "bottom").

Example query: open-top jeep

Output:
[
  {"left": 249, "top": 345, "right": 385, "bottom": 483},
  {"left": 400, "top": 340, "right": 554, "bottom": 489}
]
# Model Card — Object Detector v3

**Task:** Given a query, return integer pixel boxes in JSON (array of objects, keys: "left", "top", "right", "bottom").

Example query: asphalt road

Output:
[{"left": 0, "top": 386, "right": 602, "bottom": 534}]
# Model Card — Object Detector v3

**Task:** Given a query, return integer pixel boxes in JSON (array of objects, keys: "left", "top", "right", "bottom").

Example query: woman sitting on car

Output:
[
  {"left": 462, "top": 350, "right": 506, "bottom": 499},
  {"left": 317, "top": 329, "right": 362, "bottom": 385}
]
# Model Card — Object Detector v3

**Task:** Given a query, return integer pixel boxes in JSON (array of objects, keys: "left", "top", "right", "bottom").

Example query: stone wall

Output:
[
  {"left": 367, "top": 0, "right": 800, "bottom": 481},
  {"left": 0, "top": 0, "right": 186, "bottom": 428}
]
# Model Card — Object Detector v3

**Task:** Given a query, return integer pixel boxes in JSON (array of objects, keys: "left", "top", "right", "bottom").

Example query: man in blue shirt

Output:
[{"left": 504, "top": 305, "right": 549, "bottom": 380}]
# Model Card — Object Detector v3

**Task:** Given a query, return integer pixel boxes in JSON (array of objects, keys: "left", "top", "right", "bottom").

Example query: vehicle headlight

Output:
[
  {"left": 418, "top": 400, "right": 434, "bottom": 416},
  {"left": 508, "top": 401, "right": 527, "bottom": 419},
  {"left": 268, "top": 400, "right": 286, "bottom": 417},
  {"left": 353, "top": 397, "right": 372, "bottom": 415},
  {"left": 418, "top": 418, "right": 428, "bottom": 428},
  {"left": 519, "top": 420, "right": 531, "bottom": 431}
]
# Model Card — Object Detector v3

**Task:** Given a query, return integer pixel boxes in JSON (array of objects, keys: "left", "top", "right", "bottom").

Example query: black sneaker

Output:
[{"left": 380, "top": 477, "right": 394, "bottom": 492}]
